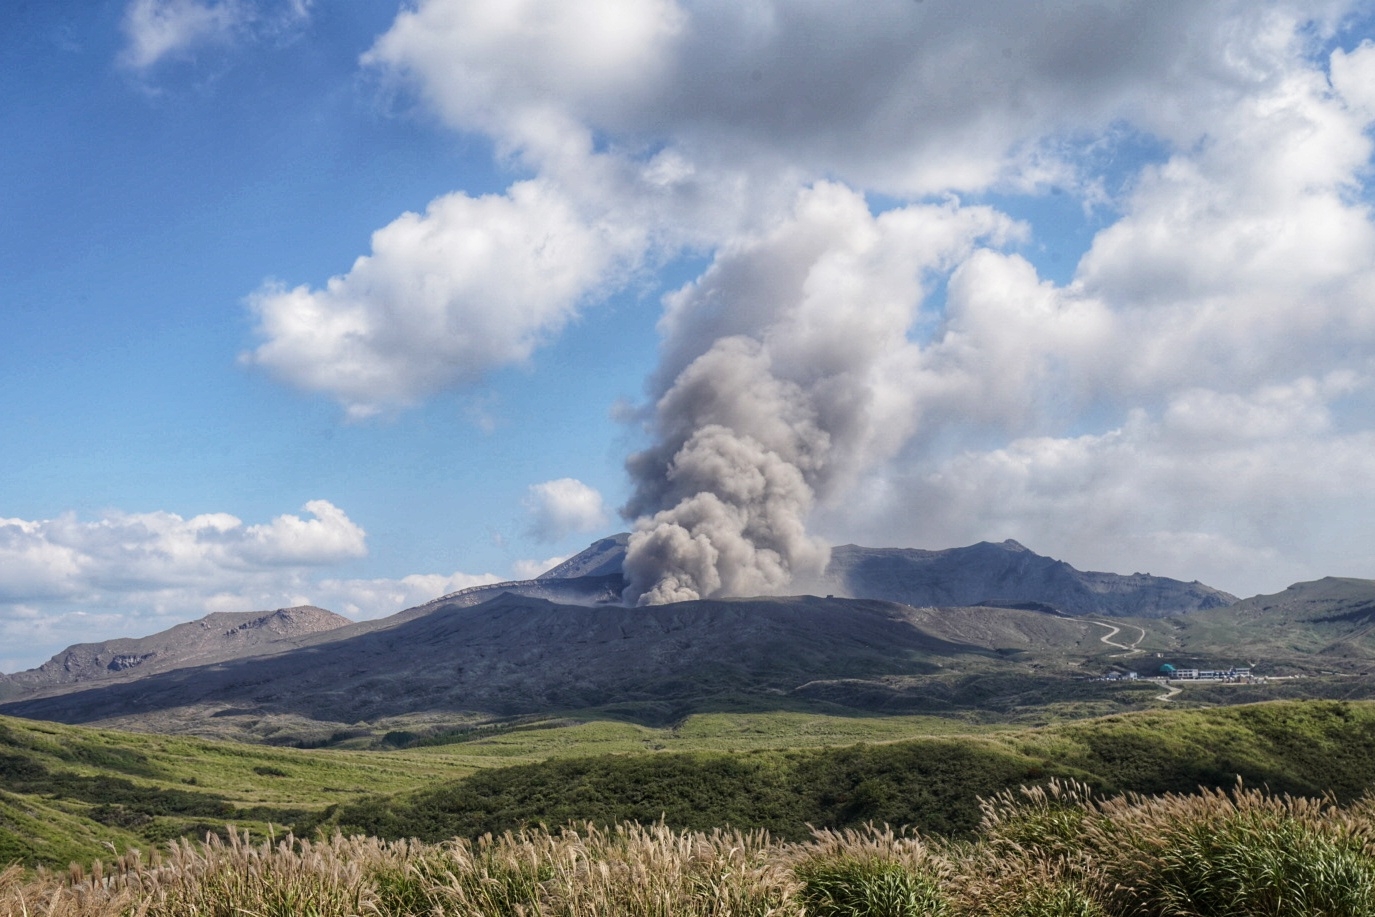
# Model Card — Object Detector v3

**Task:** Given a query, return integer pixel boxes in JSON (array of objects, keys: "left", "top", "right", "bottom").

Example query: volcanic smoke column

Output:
[
  {"left": 618, "top": 182, "right": 1016, "bottom": 606},
  {"left": 620, "top": 337, "right": 832, "bottom": 605}
]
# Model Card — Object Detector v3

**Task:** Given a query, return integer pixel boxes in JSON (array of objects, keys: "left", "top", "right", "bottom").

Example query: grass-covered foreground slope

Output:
[
  {"left": 0, "top": 709, "right": 1022, "bottom": 869},
  {"left": 0, "top": 716, "right": 476, "bottom": 868},
  {"left": 6, "top": 700, "right": 1375, "bottom": 870},
  {"left": 8, "top": 782, "right": 1375, "bottom": 917},
  {"left": 312, "top": 700, "right": 1375, "bottom": 843},
  {"left": 0, "top": 709, "right": 1014, "bottom": 869}
]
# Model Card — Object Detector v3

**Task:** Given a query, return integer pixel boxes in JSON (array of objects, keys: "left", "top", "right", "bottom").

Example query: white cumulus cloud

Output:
[
  {"left": 245, "top": 180, "right": 641, "bottom": 418},
  {"left": 243, "top": 0, "right": 1375, "bottom": 598},
  {"left": 0, "top": 500, "right": 512, "bottom": 672},
  {"left": 0, "top": 500, "right": 364, "bottom": 603},
  {"left": 523, "top": 478, "right": 609, "bottom": 543}
]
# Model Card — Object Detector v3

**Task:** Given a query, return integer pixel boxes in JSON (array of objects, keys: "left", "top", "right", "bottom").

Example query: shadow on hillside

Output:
[{"left": 0, "top": 594, "right": 1011, "bottom": 730}]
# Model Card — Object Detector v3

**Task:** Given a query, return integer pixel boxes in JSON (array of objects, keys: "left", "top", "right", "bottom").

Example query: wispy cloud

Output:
[{"left": 118, "top": 0, "right": 311, "bottom": 71}]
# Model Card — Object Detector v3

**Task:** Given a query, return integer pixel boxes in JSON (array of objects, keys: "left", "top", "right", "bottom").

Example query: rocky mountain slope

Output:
[
  {"left": 0, "top": 592, "right": 1127, "bottom": 732},
  {"left": 538, "top": 534, "right": 630, "bottom": 579},
  {"left": 374, "top": 535, "right": 635, "bottom": 620},
  {"left": 0, "top": 606, "right": 349, "bottom": 701},
  {"left": 477, "top": 535, "right": 1236, "bottom": 617},
  {"left": 822, "top": 540, "right": 1236, "bottom": 616},
  {"left": 0, "top": 535, "right": 1238, "bottom": 707},
  {"left": 5, "top": 578, "right": 1374, "bottom": 741}
]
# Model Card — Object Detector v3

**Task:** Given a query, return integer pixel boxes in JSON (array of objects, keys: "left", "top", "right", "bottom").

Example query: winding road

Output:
[
  {"left": 1156, "top": 681, "right": 1182, "bottom": 701},
  {"left": 1088, "top": 620, "right": 1181, "bottom": 701},
  {"left": 1088, "top": 620, "right": 1146, "bottom": 657}
]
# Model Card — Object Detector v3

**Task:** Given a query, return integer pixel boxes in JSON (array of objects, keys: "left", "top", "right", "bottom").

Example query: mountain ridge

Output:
[
  {"left": 0, "top": 606, "right": 350, "bottom": 701},
  {"left": 821, "top": 540, "right": 1236, "bottom": 617},
  {"left": 0, "top": 536, "right": 1239, "bottom": 702},
  {"left": 0, "top": 592, "right": 1127, "bottom": 734},
  {"left": 4, "top": 575, "right": 1375, "bottom": 741},
  {"left": 518, "top": 535, "right": 1237, "bottom": 617}
]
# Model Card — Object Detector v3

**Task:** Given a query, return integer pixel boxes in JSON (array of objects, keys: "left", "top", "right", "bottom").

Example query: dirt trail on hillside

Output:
[{"left": 1090, "top": 621, "right": 1145, "bottom": 657}]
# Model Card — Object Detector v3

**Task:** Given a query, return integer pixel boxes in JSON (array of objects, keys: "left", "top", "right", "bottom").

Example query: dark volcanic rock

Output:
[
  {"left": 388, "top": 535, "right": 633, "bottom": 614},
  {"left": 406, "top": 574, "right": 627, "bottom": 616},
  {"left": 0, "top": 593, "right": 1100, "bottom": 728},
  {"left": 0, "top": 536, "right": 1240, "bottom": 730}
]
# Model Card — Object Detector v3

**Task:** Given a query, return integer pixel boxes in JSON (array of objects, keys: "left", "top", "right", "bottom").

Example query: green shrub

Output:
[
  {"left": 795, "top": 858, "right": 948, "bottom": 917},
  {"left": 1004, "top": 882, "right": 1106, "bottom": 917},
  {"left": 1126, "top": 811, "right": 1375, "bottom": 917},
  {"left": 979, "top": 781, "right": 1096, "bottom": 861}
]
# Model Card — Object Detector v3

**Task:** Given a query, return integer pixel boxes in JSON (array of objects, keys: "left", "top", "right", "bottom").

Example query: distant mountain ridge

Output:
[
  {"left": 2, "top": 561, "right": 1372, "bottom": 741},
  {"left": 506, "top": 535, "right": 1235, "bottom": 618},
  {"left": 1, "top": 535, "right": 1233, "bottom": 698},
  {"left": 0, "top": 592, "right": 1126, "bottom": 730},
  {"left": 0, "top": 606, "right": 349, "bottom": 700},
  {"left": 0, "top": 536, "right": 1241, "bottom": 727},
  {"left": 822, "top": 540, "right": 1236, "bottom": 617}
]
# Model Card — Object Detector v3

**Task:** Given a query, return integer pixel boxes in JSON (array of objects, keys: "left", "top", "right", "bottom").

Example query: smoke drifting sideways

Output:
[{"left": 620, "top": 183, "right": 1015, "bottom": 605}]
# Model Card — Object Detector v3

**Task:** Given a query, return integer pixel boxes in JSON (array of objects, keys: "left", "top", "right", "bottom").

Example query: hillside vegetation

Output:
[
  {"left": 8, "top": 781, "right": 1375, "bottom": 917},
  {"left": 0, "top": 710, "right": 1011, "bottom": 869},
  {"left": 0, "top": 717, "right": 474, "bottom": 869},
  {"left": 309, "top": 700, "right": 1375, "bottom": 844},
  {"left": 6, "top": 700, "right": 1375, "bottom": 873}
]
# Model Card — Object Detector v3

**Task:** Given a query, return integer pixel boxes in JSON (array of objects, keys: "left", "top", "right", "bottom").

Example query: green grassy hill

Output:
[
  {"left": 1168, "top": 577, "right": 1375, "bottom": 673},
  {"left": 0, "top": 709, "right": 1010, "bottom": 868},
  {"left": 7, "top": 700, "right": 1375, "bottom": 870},
  {"left": 314, "top": 700, "right": 1375, "bottom": 844},
  {"left": 0, "top": 716, "right": 478, "bottom": 868}
]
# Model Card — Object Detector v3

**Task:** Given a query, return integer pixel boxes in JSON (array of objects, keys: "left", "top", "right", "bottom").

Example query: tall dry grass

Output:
[{"left": 4, "top": 783, "right": 1375, "bottom": 917}]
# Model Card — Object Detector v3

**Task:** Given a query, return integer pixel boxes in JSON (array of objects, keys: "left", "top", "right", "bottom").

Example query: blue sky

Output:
[{"left": 4, "top": 0, "right": 1375, "bottom": 670}]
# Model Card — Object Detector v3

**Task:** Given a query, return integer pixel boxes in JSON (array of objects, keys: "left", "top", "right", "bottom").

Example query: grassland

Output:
[
  {"left": 0, "top": 716, "right": 480, "bottom": 868},
  {"left": 8, "top": 781, "right": 1375, "bottom": 917},
  {"left": 0, "top": 708, "right": 1020, "bottom": 868},
  {"left": 7, "top": 699, "right": 1375, "bottom": 872},
  {"left": 311, "top": 700, "right": 1375, "bottom": 844}
]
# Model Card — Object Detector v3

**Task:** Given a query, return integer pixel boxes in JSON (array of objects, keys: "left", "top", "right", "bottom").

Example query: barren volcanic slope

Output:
[
  {"left": 0, "top": 537, "right": 1252, "bottom": 738},
  {"left": 386, "top": 535, "right": 634, "bottom": 619},
  {"left": 822, "top": 540, "right": 1236, "bottom": 616},
  {"left": 0, "top": 606, "right": 350, "bottom": 702},
  {"left": 0, "top": 593, "right": 1130, "bottom": 733},
  {"left": 412, "top": 536, "right": 1237, "bottom": 618}
]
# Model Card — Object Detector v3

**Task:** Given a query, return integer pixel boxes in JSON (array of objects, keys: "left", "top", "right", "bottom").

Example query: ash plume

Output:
[
  {"left": 620, "top": 183, "right": 1013, "bottom": 606},
  {"left": 621, "top": 337, "right": 832, "bottom": 605}
]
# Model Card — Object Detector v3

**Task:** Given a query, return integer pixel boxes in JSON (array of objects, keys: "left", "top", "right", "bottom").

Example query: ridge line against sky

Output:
[{"left": 3, "top": 0, "right": 1375, "bottom": 669}]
